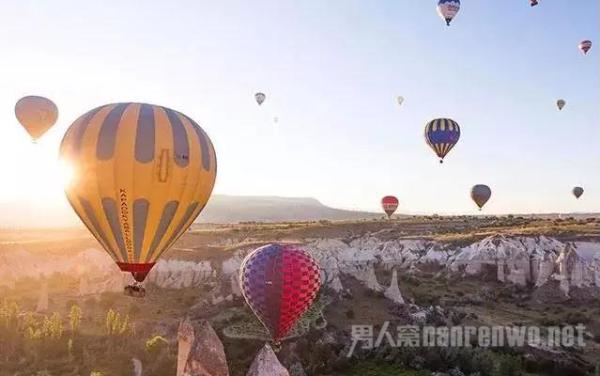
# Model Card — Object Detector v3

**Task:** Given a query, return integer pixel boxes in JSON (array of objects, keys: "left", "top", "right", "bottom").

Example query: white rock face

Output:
[
  {"left": 148, "top": 259, "right": 214, "bottom": 289},
  {"left": 1, "top": 235, "right": 600, "bottom": 301},
  {"left": 384, "top": 269, "right": 405, "bottom": 305}
]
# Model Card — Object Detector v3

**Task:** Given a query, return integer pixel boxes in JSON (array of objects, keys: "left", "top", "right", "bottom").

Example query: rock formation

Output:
[
  {"left": 246, "top": 344, "right": 289, "bottom": 376},
  {"left": 132, "top": 358, "right": 142, "bottom": 376},
  {"left": 384, "top": 269, "right": 405, "bottom": 305},
  {"left": 2, "top": 235, "right": 600, "bottom": 301},
  {"left": 36, "top": 281, "right": 48, "bottom": 312},
  {"left": 177, "top": 318, "right": 229, "bottom": 376}
]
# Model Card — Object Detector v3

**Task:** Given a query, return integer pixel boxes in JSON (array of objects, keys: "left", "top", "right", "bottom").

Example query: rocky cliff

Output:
[{"left": 2, "top": 234, "right": 600, "bottom": 301}]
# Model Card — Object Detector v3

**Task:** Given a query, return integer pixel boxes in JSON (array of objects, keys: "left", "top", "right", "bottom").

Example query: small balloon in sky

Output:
[
  {"left": 556, "top": 99, "right": 566, "bottom": 110},
  {"left": 437, "top": 0, "right": 460, "bottom": 26},
  {"left": 471, "top": 184, "right": 492, "bottom": 210},
  {"left": 530, "top": 0, "right": 538, "bottom": 7},
  {"left": 578, "top": 40, "right": 592, "bottom": 55},
  {"left": 255, "top": 92, "right": 266, "bottom": 105},
  {"left": 15, "top": 95, "right": 58, "bottom": 142},
  {"left": 381, "top": 196, "right": 399, "bottom": 218},
  {"left": 572, "top": 186, "right": 584, "bottom": 199},
  {"left": 397, "top": 96, "right": 404, "bottom": 107}
]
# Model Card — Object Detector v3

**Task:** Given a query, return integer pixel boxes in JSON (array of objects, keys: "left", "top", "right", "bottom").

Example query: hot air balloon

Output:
[
  {"left": 557, "top": 99, "right": 566, "bottom": 110},
  {"left": 60, "top": 103, "right": 217, "bottom": 296},
  {"left": 255, "top": 92, "right": 266, "bottom": 105},
  {"left": 15, "top": 96, "right": 58, "bottom": 141},
  {"left": 579, "top": 40, "right": 592, "bottom": 55},
  {"left": 381, "top": 196, "right": 399, "bottom": 218},
  {"left": 240, "top": 244, "right": 321, "bottom": 342},
  {"left": 424, "top": 118, "right": 461, "bottom": 163},
  {"left": 572, "top": 186, "right": 584, "bottom": 199},
  {"left": 530, "top": 0, "right": 538, "bottom": 6},
  {"left": 397, "top": 96, "right": 404, "bottom": 107},
  {"left": 437, "top": 0, "right": 460, "bottom": 26},
  {"left": 471, "top": 185, "right": 491, "bottom": 210}
]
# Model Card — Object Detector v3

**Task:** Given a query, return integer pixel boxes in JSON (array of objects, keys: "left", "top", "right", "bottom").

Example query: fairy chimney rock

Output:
[
  {"left": 246, "top": 344, "right": 289, "bottom": 376},
  {"left": 177, "top": 317, "right": 229, "bottom": 376}
]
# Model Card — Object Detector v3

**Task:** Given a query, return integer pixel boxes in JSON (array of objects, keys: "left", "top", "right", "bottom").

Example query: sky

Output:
[{"left": 0, "top": 0, "right": 598, "bottom": 220}]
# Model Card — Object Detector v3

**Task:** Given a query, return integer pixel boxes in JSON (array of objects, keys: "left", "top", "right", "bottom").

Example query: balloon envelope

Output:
[
  {"left": 579, "top": 40, "right": 592, "bottom": 55},
  {"left": 572, "top": 187, "right": 584, "bottom": 199},
  {"left": 381, "top": 196, "right": 399, "bottom": 218},
  {"left": 60, "top": 103, "right": 217, "bottom": 282},
  {"left": 530, "top": 0, "right": 538, "bottom": 6},
  {"left": 397, "top": 96, "right": 404, "bottom": 106},
  {"left": 471, "top": 185, "right": 492, "bottom": 209},
  {"left": 15, "top": 96, "right": 58, "bottom": 141},
  {"left": 557, "top": 99, "right": 566, "bottom": 110},
  {"left": 255, "top": 92, "right": 266, "bottom": 105},
  {"left": 424, "top": 118, "right": 461, "bottom": 163},
  {"left": 437, "top": 0, "right": 460, "bottom": 26},
  {"left": 240, "top": 244, "right": 321, "bottom": 342}
]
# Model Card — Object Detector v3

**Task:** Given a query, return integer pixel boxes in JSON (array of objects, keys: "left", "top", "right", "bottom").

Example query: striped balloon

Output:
[
  {"left": 240, "top": 244, "right": 321, "bottom": 342},
  {"left": 60, "top": 103, "right": 217, "bottom": 282},
  {"left": 437, "top": 0, "right": 460, "bottom": 26},
  {"left": 424, "top": 118, "right": 461, "bottom": 163},
  {"left": 381, "top": 196, "right": 399, "bottom": 218}
]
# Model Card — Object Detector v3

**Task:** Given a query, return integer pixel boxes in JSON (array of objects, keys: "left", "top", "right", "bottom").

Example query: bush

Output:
[
  {"left": 494, "top": 354, "right": 523, "bottom": 376},
  {"left": 563, "top": 312, "right": 589, "bottom": 325},
  {"left": 145, "top": 335, "right": 169, "bottom": 354}
]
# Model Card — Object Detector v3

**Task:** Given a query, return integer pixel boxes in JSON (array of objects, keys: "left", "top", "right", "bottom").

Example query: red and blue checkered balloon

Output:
[{"left": 240, "top": 244, "right": 321, "bottom": 342}]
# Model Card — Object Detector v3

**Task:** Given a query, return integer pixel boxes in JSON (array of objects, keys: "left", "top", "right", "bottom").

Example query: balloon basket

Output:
[
  {"left": 270, "top": 341, "right": 282, "bottom": 353},
  {"left": 124, "top": 283, "right": 146, "bottom": 298}
]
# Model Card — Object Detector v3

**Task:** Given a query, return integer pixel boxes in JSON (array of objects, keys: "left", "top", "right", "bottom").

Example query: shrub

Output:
[{"left": 145, "top": 335, "right": 169, "bottom": 354}]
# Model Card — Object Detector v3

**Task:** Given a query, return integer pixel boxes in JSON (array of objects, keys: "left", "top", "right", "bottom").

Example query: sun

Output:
[{"left": 57, "top": 158, "right": 75, "bottom": 189}]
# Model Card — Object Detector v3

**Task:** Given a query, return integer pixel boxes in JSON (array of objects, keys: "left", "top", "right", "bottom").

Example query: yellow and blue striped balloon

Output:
[
  {"left": 424, "top": 118, "right": 460, "bottom": 163},
  {"left": 60, "top": 103, "right": 217, "bottom": 282}
]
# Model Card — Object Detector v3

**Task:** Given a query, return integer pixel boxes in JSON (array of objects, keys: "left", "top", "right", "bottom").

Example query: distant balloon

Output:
[
  {"left": 397, "top": 96, "right": 404, "bottom": 107},
  {"left": 579, "top": 40, "right": 592, "bottom": 55},
  {"left": 255, "top": 92, "right": 266, "bottom": 105},
  {"left": 530, "top": 0, "right": 538, "bottom": 6},
  {"left": 572, "top": 186, "right": 584, "bottom": 199},
  {"left": 240, "top": 244, "right": 321, "bottom": 342},
  {"left": 60, "top": 103, "right": 217, "bottom": 286},
  {"left": 556, "top": 99, "right": 566, "bottom": 110},
  {"left": 437, "top": 0, "right": 460, "bottom": 26},
  {"left": 381, "top": 196, "right": 399, "bottom": 218},
  {"left": 15, "top": 96, "right": 58, "bottom": 141},
  {"left": 471, "top": 185, "right": 492, "bottom": 210},
  {"left": 424, "top": 118, "right": 461, "bottom": 163},
  {"left": 273, "top": 116, "right": 279, "bottom": 123}
]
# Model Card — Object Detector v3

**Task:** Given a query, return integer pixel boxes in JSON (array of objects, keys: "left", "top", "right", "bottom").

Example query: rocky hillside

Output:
[
  {"left": 3, "top": 222, "right": 600, "bottom": 375},
  {"left": 196, "top": 195, "right": 379, "bottom": 223},
  {"left": 3, "top": 233, "right": 600, "bottom": 302}
]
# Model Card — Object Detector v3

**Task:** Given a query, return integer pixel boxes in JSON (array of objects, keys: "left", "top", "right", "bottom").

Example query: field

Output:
[{"left": 0, "top": 215, "right": 599, "bottom": 375}]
